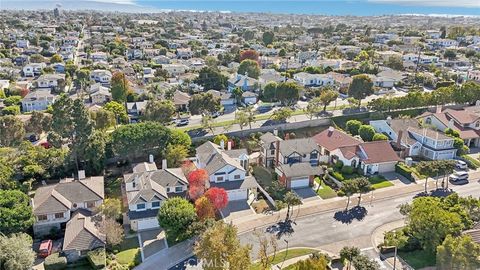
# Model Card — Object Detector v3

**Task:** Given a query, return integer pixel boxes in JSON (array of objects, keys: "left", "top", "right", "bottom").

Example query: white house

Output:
[
  {"left": 162, "top": 64, "right": 189, "bottom": 76},
  {"left": 36, "top": 74, "right": 66, "bottom": 91},
  {"left": 293, "top": 72, "right": 334, "bottom": 87},
  {"left": 21, "top": 89, "right": 56, "bottom": 112},
  {"left": 31, "top": 175, "right": 104, "bottom": 236},
  {"left": 23, "top": 63, "right": 46, "bottom": 77},
  {"left": 124, "top": 160, "right": 188, "bottom": 231},
  {"left": 90, "top": 69, "right": 112, "bottom": 86}
]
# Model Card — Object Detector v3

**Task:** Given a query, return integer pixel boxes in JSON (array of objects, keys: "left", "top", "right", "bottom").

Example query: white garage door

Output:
[
  {"left": 378, "top": 162, "right": 396, "bottom": 173},
  {"left": 227, "top": 189, "right": 248, "bottom": 201},
  {"left": 291, "top": 177, "right": 309, "bottom": 189},
  {"left": 137, "top": 218, "right": 159, "bottom": 231}
]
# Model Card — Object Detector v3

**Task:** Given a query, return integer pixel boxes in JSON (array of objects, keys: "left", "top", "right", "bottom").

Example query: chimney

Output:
[
  {"left": 162, "top": 159, "right": 168, "bottom": 170},
  {"left": 220, "top": 140, "right": 225, "bottom": 150},
  {"left": 77, "top": 170, "right": 86, "bottom": 180},
  {"left": 436, "top": 105, "right": 442, "bottom": 114},
  {"left": 275, "top": 140, "right": 280, "bottom": 167},
  {"left": 448, "top": 119, "right": 454, "bottom": 128},
  {"left": 396, "top": 130, "right": 403, "bottom": 148},
  {"left": 149, "top": 154, "right": 154, "bottom": 163},
  {"left": 284, "top": 133, "right": 290, "bottom": 140},
  {"left": 328, "top": 126, "right": 334, "bottom": 135},
  {"left": 227, "top": 141, "right": 232, "bottom": 151},
  {"left": 386, "top": 116, "right": 392, "bottom": 125},
  {"left": 273, "top": 129, "right": 278, "bottom": 136}
]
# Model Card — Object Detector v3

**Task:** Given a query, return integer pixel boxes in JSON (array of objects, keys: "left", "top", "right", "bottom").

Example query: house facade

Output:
[{"left": 21, "top": 89, "right": 57, "bottom": 112}]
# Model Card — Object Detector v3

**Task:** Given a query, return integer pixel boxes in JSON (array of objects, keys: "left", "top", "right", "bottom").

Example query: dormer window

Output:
[{"left": 425, "top": 117, "right": 432, "bottom": 125}]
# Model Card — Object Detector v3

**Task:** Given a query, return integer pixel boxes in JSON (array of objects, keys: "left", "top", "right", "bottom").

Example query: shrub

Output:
[
  {"left": 395, "top": 162, "right": 415, "bottom": 182},
  {"left": 44, "top": 253, "right": 67, "bottom": 270},
  {"left": 334, "top": 160, "right": 344, "bottom": 170},
  {"left": 460, "top": 155, "right": 480, "bottom": 169},
  {"left": 331, "top": 171, "right": 344, "bottom": 181},
  {"left": 337, "top": 190, "right": 345, "bottom": 196},
  {"left": 87, "top": 248, "right": 106, "bottom": 269},
  {"left": 341, "top": 165, "right": 354, "bottom": 175}
]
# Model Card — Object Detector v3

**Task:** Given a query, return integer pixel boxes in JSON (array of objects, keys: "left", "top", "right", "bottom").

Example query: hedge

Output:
[
  {"left": 87, "top": 248, "right": 106, "bottom": 270},
  {"left": 460, "top": 155, "right": 480, "bottom": 169},
  {"left": 44, "top": 253, "right": 67, "bottom": 270},
  {"left": 395, "top": 162, "right": 415, "bottom": 182}
]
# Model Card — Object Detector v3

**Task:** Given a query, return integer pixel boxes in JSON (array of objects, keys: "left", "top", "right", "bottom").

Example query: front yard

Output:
[
  {"left": 250, "top": 248, "right": 319, "bottom": 270},
  {"left": 110, "top": 237, "right": 141, "bottom": 268},
  {"left": 314, "top": 177, "right": 337, "bottom": 199},
  {"left": 252, "top": 166, "right": 274, "bottom": 188},
  {"left": 368, "top": 175, "right": 394, "bottom": 189},
  {"left": 398, "top": 249, "right": 436, "bottom": 269}
]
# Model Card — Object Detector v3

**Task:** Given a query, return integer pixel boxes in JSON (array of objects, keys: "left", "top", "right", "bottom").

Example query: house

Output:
[
  {"left": 90, "top": 85, "right": 111, "bottom": 104},
  {"left": 152, "top": 55, "right": 171, "bottom": 65},
  {"left": 176, "top": 48, "right": 193, "bottom": 59},
  {"left": 90, "top": 52, "right": 108, "bottom": 62},
  {"left": 162, "top": 64, "right": 189, "bottom": 76},
  {"left": 126, "top": 49, "right": 143, "bottom": 60},
  {"left": 313, "top": 127, "right": 401, "bottom": 175},
  {"left": 207, "top": 90, "right": 235, "bottom": 106},
  {"left": 259, "top": 132, "right": 323, "bottom": 189},
  {"left": 195, "top": 141, "right": 258, "bottom": 201},
  {"left": 16, "top": 39, "right": 29, "bottom": 48},
  {"left": 370, "top": 118, "right": 457, "bottom": 160},
  {"left": 124, "top": 160, "right": 188, "bottom": 231},
  {"left": 36, "top": 74, "right": 66, "bottom": 91},
  {"left": 402, "top": 54, "right": 439, "bottom": 65},
  {"left": 31, "top": 174, "right": 104, "bottom": 236},
  {"left": 23, "top": 63, "right": 46, "bottom": 77},
  {"left": 126, "top": 101, "right": 147, "bottom": 121},
  {"left": 426, "top": 39, "right": 458, "bottom": 49},
  {"left": 228, "top": 74, "right": 259, "bottom": 92},
  {"left": 242, "top": 91, "right": 258, "bottom": 105},
  {"left": 293, "top": 72, "right": 334, "bottom": 87},
  {"left": 172, "top": 90, "right": 190, "bottom": 111},
  {"left": 62, "top": 210, "right": 105, "bottom": 262},
  {"left": 468, "top": 70, "right": 480, "bottom": 82},
  {"left": 21, "top": 89, "right": 56, "bottom": 112},
  {"left": 418, "top": 106, "right": 480, "bottom": 148},
  {"left": 90, "top": 70, "right": 112, "bottom": 86}
]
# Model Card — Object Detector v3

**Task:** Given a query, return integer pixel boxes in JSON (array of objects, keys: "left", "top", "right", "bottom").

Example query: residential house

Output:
[
  {"left": 126, "top": 101, "right": 147, "bottom": 121},
  {"left": 370, "top": 118, "right": 457, "bottom": 160},
  {"left": 162, "top": 64, "right": 189, "bottom": 76},
  {"left": 207, "top": 90, "right": 235, "bottom": 106},
  {"left": 90, "top": 52, "right": 108, "bottom": 62},
  {"left": 90, "top": 70, "right": 112, "bottom": 86},
  {"left": 124, "top": 160, "right": 188, "bottom": 231},
  {"left": 293, "top": 72, "right": 334, "bottom": 87},
  {"left": 173, "top": 90, "right": 190, "bottom": 111},
  {"left": 176, "top": 48, "right": 193, "bottom": 59},
  {"left": 313, "top": 127, "right": 401, "bottom": 175},
  {"left": 228, "top": 74, "right": 259, "bottom": 92},
  {"left": 89, "top": 84, "right": 111, "bottom": 105},
  {"left": 31, "top": 175, "right": 104, "bottom": 236},
  {"left": 195, "top": 141, "right": 258, "bottom": 201},
  {"left": 259, "top": 132, "right": 323, "bottom": 189},
  {"left": 62, "top": 210, "right": 105, "bottom": 262},
  {"left": 23, "top": 63, "right": 47, "bottom": 77},
  {"left": 468, "top": 70, "right": 480, "bottom": 82},
  {"left": 36, "top": 74, "right": 66, "bottom": 92},
  {"left": 21, "top": 89, "right": 56, "bottom": 112}
]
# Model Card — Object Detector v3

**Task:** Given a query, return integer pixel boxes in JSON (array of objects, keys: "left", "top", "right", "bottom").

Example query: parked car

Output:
[
  {"left": 455, "top": 160, "right": 468, "bottom": 170},
  {"left": 38, "top": 240, "right": 53, "bottom": 258},
  {"left": 449, "top": 171, "right": 469, "bottom": 182},
  {"left": 176, "top": 118, "right": 189, "bottom": 126}
]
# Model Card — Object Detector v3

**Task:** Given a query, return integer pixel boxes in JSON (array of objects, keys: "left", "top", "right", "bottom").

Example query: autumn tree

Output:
[
  {"left": 240, "top": 49, "right": 259, "bottom": 63},
  {"left": 204, "top": 187, "right": 229, "bottom": 212},
  {"left": 195, "top": 222, "right": 251, "bottom": 270},
  {"left": 195, "top": 196, "right": 215, "bottom": 221},
  {"left": 188, "top": 169, "right": 209, "bottom": 201}
]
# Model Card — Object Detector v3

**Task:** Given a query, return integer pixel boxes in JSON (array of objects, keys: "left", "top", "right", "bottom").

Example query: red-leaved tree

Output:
[
  {"left": 187, "top": 169, "right": 209, "bottom": 201},
  {"left": 204, "top": 187, "right": 228, "bottom": 211},
  {"left": 195, "top": 196, "right": 215, "bottom": 220},
  {"left": 240, "top": 49, "right": 259, "bottom": 63}
]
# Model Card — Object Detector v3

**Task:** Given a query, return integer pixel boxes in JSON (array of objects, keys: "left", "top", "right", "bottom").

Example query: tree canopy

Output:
[
  {"left": 0, "top": 190, "right": 35, "bottom": 234},
  {"left": 158, "top": 197, "right": 197, "bottom": 242}
]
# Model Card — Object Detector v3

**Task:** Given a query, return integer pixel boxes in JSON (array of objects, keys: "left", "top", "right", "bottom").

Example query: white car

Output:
[
  {"left": 455, "top": 160, "right": 468, "bottom": 170},
  {"left": 449, "top": 171, "right": 469, "bottom": 182}
]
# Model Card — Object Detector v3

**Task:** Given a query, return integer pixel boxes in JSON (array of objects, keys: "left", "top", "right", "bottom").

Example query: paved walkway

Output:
[{"left": 134, "top": 239, "right": 195, "bottom": 270}]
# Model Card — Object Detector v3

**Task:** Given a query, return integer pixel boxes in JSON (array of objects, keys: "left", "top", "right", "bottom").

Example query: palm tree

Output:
[
  {"left": 340, "top": 246, "right": 360, "bottom": 270},
  {"left": 340, "top": 180, "right": 358, "bottom": 211},
  {"left": 354, "top": 177, "right": 372, "bottom": 206},
  {"left": 283, "top": 191, "right": 302, "bottom": 222}
]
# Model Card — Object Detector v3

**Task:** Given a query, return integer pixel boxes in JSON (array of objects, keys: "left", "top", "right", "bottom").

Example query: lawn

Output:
[
  {"left": 252, "top": 166, "right": 274, "bottom": 188},
  {"left": 314, "top": 177, "right": 337, "bottom": 199},
  {"left": 250, "top": 248, "right": 318, "bottom": 270},
  {"left": 114, "top": 237, "right": 141, "bottom": 266},
  {"left": 398, "top": 249, "right": 436, "bottom": 269},
  {"left": 369, "top": 175, "right": 394, "bottom": 190}
]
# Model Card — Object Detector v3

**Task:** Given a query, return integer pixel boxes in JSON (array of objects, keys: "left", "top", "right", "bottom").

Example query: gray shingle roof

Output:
[
  {"left": 196, "top": 141, "right": 246, "bottom": 175},
  {"left": 63, "top": 210, "right": 105, "bottom": 251},
  {"left": 279, "top": 138, "right": 320, "bottom": 156},
  {"left": 277, "top": 163, "right": 324, "bottom": 178}
]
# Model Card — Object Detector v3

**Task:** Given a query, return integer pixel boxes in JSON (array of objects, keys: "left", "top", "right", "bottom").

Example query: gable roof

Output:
[
  {"left": 360, "top": 141, "right": 402, "bottom": 164},
  {"left": 196, "top": 141, "right": 246, "bottom": 175},
  {"left": 279, "top": 138, "right": 319, "bottom": 156},
  {"left": 312, "top": 128, "right": 362, "bottom": 152},
  {"left": 63, "top": 210, "right": 105, "bottom": 251},
  {"left": 33, "top": 177, "right": 104, "bottom": 215}
]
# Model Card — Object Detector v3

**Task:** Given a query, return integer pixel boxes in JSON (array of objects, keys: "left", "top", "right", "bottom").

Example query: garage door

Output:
[
  {"left": 290, "top": 177, "right": 310, "bottom": 189},
  {"left": 227, "top": 189, "right": 248, "bottom": 201},
  {"left": 378, "top": 162, "right": 396, "bottom": 173},
  {"left": 137, "top": 218, "right": 159, "bottom": 231}
]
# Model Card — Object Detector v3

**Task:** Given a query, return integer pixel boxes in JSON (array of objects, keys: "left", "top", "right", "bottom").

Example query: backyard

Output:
[{"left": 111, "top": 237, "right": 141, "bottom": 267}]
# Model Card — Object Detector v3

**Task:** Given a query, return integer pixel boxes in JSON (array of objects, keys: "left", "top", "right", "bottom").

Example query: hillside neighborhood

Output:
[{"left": 1, "top": 7, "right": 480, "bottom": 270}]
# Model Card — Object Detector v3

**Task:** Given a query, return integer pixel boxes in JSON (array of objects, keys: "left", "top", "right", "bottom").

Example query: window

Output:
[
  {"left": 151, "top": 201, "right": 160, "bottom": 208},
  {"left": 310, "top": 152, "right": 318, "bottom": 159},
  {"left": 55, "top": 213, "right": 64, "bottom": 219},
  {"left": 217, "top": 176, "right": 224, "bottom": 182},
  {"left": 175, "top": 186, "right": 183, "bottom": 192},
  {"left": 38, "top": 215, "right": 47, "bottom": 221},
  {"left": 270, "top": 149, "right": 275, "bottom": 155},
  {"left": 425, "top": 117, "right": 432, "bottom": 124},
  {"left": 234, "top": 175, "right": 241, "bottom": 180},
  {"left": 476, "top": 122, "right": 480, "bottom": 128},
  {"left": 166, "top": 187, "right": 171, "bottom": 192},
  {"left": 86, "top": 201, "right": 95, "bottom": 208},
  {"left": 137, "top": 203, "right": 146, "bottom": 210}
]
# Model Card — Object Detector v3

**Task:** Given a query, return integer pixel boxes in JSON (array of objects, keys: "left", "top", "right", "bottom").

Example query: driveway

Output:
[
  {"left": 294, "top": 187, "right": 321, "bottom": 202},
  {"left": 138, "top": 229, "right": 168, "bottom": 260},
  {"left": 221, "top": 200, "right": 255, "bottom": 222}
]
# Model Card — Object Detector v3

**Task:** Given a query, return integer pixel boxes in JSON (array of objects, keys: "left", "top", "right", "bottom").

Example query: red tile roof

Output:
[
  {"left": 312, "top": 128, "right": 362, "bottom": 152},
  {"left": 360, "top": 141, "right": 402, "bottom": 164}
]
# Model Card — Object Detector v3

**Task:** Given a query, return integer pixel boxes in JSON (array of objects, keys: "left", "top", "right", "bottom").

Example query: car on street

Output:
[
  {"left": 455, "top": 160, "right": 468, "bottom": 170},
  {"left": 38, "top": 240, "right": 53, "bottom": 258},
  {"left": 176, "top": 119, "right": 189, "bottom": 126},
  {"left": 449, "top": 171, "right": 469, "bottom": 182}
]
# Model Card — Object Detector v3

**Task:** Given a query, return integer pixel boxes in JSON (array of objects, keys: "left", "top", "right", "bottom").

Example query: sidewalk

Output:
[
  {"left": 371, "top": 219, "right": 407, "bottom": 270},
  {"left": 234, "top": 180, "right": 436, "bottom": 233}
]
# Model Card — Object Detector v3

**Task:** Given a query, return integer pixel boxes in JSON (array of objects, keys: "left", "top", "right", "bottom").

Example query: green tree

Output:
[
  {"left": 195, "top": 222, "right": 252, "bottom": 270},
  {"left": 276, "top": 82, "right": 302, "bottom": 106},
  {"left": 165, "top": 144, "right": 188, "bottom": 168},
  {"left": 0, "top": 190, "right": 35, "bottom": 234},
  {"left": 437, "top": 234, "right": 480, "bottom": 270},
  {"left": 372, "top": 133, "right": 388, "bottom": 141},
  {"left": 201, "top": 115, "right": 215, "bottom": 135},
  {"left": 262, "top": 82, "right": 278, "bottom": 102},
  {"left": 290, "top": 253, "right": 329, "bottom": 270},
  {"left": 104, "top": 101, "right": 128, "bottom": 124},
  {"left": 346, "top": 120, "right": 362, "bottom": 136},
  {"left": 305, "top": 98, "right": 322, "bottom": 119},
  {"left": 158, "top": 197, "right": 197, "bottom": 242},
  {"left": 358, "top": 125, "right": 376, "bottom": 141},
  {"left": 3, "top": 96, "right": 21, "bottom": 106},
  {"left": 194, "top": 67, "right": 228, "bottom": 90},
  {"left": 352, "top": 254, "right": 379, "bottom": 270},
  {"left": 340, "top": 180, "right": 358, "bottom": 210},
  {"left": 271, "top": 107, "right": 293, "bottom": 122},
  {"left": 238, "top": 59, "right": 260, "bottom": 79},
  {"left": 143, "top": 100, "right": 175, "bottom": 124},
  {"left": 0, "top": 115, "right": 25, "bottom": 147},
  {"left": 25, "top": 111, "right": 52, "bottom": 135},
  {"left": 0, "top": 233, "right": 35, "bottom": 270},
  {"left": 283, "top": 191, "right": 302, "bottom": 221},
  {"left": 354, "top": 177, "right": 372, "bottom": 205},
  {"left": 111, "top": 71, "right": 131, "bottom": 102},
  {"left": 90, "top": 108, "right": 116, "bottom": 130},
  {"left": 232, "top": 87, "right": 243, "bottom": 105},
  {"left": 84, "top": 131, "right": 107, "bottom": 175},
  {"left": 235, "top": 110, "right": 249, "bottom": 130},
  {"left": 50, "top": 54, "right": 63, "bottom": 63},
  {"left": 170, "top": 129, "right": 192, "bottom": 148},
  {"left": 385, "top": 55, "right": 404, "bottom": 70},
  {"left": 97, "top": 198, "right": 122, "bottom": 220},
  {"left": 75, "top": 68, "right": 90, "bottom": 89},
  {"left": 188, "top": 93, "right": 221, "bottom": 115},
  {"left": 348, "top": 74, "right": 374, "bottom": 107},
  {"left": 340, "top": 246, "right": 360, "bottom": 270},
  {"left": 2, "top": 105, "right": 20, "bottom": 115},
  {"left": 213, "top": 134, "right": 228, "bottom": 146},
  {"left": 262, "top": 31, "right": 275, "bottom": 46},
  {"left": 318, "top": 89, "right": 339, "bottom": 112}
]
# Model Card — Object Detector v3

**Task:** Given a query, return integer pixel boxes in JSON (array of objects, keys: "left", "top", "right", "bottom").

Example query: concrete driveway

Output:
[
  {"left": 221, "top": 200, "right": 255, "bottom": 222},
  {"left": 294, "top": 187, "right": 321, "bottom": 202},
  {"left": 138, "top": 229, "right": 168, "bottom": 260}
]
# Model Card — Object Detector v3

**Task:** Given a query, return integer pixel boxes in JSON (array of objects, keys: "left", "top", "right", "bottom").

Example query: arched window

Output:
[{"left": 425, "top": 117, "right": 432, "bottom": 125}]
